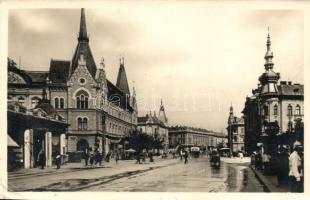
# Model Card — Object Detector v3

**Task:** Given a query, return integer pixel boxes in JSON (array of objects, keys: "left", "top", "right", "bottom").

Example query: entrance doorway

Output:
[
  {"left": 77, "top": 139, "right": 89, "bottom": 152},
  {"left": 33, "top": 131, "right": 45, "bottom": 167}
]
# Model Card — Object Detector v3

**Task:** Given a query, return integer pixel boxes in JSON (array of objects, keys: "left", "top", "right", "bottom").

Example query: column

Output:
[
  {"left": 24, "top": 129, "right": 33, "bottom": 168},
  {"left": 60, "top": 133, "right": 66, "bottom": 163},
  {"left": 45, "top": 131, "right": 52, "bottom": 167}
]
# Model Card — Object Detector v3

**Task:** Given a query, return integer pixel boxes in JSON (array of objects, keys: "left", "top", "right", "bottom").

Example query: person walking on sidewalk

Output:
[
  {"left": 115, "top": 152, "right": 119, "bottom": 164},
  {"left": 37, "top": 149, "right": 46, "bottom": 169},
  {"left": 289, "top": 141, "right": 303, "bottom": 192},
  {"left": 55, "top": 151, "right": 61, "bottom": 169},
  {"left": 184, "top": 150, "right": 189, "bottom": 164},
  {"left": 83, "top": 147, "right": 89, "bottom": 166},
  {"left": 276, "top": 146, "right": 289, "bottom": 187}
]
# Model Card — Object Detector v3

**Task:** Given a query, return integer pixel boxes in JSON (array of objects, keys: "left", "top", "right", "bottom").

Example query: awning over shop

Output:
[{"left": 8, "top": 134, "right": 19, "bottom": 147}]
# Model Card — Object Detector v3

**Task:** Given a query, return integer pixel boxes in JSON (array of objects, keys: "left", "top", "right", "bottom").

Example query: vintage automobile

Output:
[
  {"left": 209, "top": 151, "right": 221, "bottom": 168},
  {"left": 190, "top": 147, "right": 200, "bottom": 158}
]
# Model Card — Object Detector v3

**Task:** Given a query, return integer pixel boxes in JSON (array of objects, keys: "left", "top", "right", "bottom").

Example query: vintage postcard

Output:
[{"left": 1, "top": 0, "right": 309, "bottom": 199}]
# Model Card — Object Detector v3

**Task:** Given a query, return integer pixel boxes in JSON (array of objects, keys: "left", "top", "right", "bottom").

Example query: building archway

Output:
[{"left": 76, "top": 139, "right": 89, "bottom": 152}]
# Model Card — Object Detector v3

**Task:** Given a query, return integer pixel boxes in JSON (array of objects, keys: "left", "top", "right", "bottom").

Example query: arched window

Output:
[
  {"left": 60, "top": 98, "right": 64, "bottom": 109},
  {"left": 83, "top": 118, "right": 88, "bottom": 130},
  {"left": 31, "top": 97, "right": 41, "bottom": 108},
  {"left": 295, "top": 104, "right": 301, "bottom": 116},
  {"left": 288, "top": 104, "right": 292, "bottom": 116},
  {"left": 76, "top": 90, "right": 89, "bottom": 109},
  {"left": 263, "top": 105, "right": 269, "bottom": 116},
  {"left": 78, "top": 117, "right": 83, "bottom": 130},
  {"left": 55, "top": 98, "right": 59, "bottom": 109},
  {"left": 18, "top": 96, "right": 25, "bottom": 106},
  {"left": 273, "top": 104, "right": 278, "bottom": 116}
]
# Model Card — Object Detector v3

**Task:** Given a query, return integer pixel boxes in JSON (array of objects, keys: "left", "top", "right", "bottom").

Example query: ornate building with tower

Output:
[
  {"left": 242, "top": 32, "right": 304, "bottom": 162},
  {"left": 226, "top": 105, "right": 245, "bottom": 155},
  {"left": 137, "top": 100, "right": 169, "bottom": 152},
  {"left": 7, "top": 8, "right": 138, "bottom": 167}
]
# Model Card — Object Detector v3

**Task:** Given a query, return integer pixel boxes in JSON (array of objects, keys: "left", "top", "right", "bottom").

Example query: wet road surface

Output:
[
  {"left": 84, "top": 157, "right": 264, "bottom": 192},
  {"left": 9, "top": 157, "right": 265, "bottom": 192}
]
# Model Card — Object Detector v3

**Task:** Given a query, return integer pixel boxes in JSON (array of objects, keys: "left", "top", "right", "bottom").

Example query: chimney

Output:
[{"left": 288, "top": 81, "right": 292, "bottom": 85}]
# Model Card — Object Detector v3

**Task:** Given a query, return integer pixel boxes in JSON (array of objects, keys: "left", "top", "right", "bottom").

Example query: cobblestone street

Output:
[{"left": 8, "top": 156, "right": 264, "bottom": 192}]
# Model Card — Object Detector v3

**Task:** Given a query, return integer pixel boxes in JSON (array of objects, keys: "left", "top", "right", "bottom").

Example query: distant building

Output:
[
  {"left": 7, "top": 8, "right": 138, "bottom": 164},
  {"left": 168, "top": 126, "right": 227, "bottom": 150},
  {"left": 242, "top": 32, "right": 304, "bottom": 157},
  {"left": 137, "top": 100, "right": 169, "bottom": 152},
  {"left": 226, "top": 105, "right": 245, "bottom": 155}
]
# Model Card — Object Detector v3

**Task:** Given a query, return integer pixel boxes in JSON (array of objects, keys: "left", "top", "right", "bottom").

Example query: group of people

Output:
[
  {"left": 36, "top": 149, "right": 62, "bottom": 170},
  {"left": 179, "top": 150, "right": 189, "bottom": 164},
  {"left": 136, "top": 151, "right": 153, "bottom": 164},
  {"left": 83, "top": 147, "right": 103, "bottom": 167},
  {"left": 251, "top": 141, "right": 303, "bottom": 192}
]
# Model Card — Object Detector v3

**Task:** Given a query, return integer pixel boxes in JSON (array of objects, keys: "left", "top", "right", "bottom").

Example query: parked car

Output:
[{"left": 210, "top": 151, "right": 221, "bottom": 168}]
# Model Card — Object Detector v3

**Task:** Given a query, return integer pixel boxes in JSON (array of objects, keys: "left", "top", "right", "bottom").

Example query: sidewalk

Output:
[
  {"left": 8, "top": 157, "right": 180, "bottom": 191},
  {"left": 250, "top": 165, "right": 290, "bottom": 192},
  {"left": 8, "top": 156, "right": 172, "bottom": 179}
]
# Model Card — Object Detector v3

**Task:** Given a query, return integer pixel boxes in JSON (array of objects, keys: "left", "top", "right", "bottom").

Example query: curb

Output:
[{"left": 250, "top": 166, "right": 284, "bottom": 192}]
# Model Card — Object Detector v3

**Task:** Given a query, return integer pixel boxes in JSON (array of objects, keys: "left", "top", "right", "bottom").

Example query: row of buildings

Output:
[
  {"left": 226, "top": 32, "right": 304, "bottom": 165},
  {"left": 7, "top": 8, "right": 225, "bottom": 170}
]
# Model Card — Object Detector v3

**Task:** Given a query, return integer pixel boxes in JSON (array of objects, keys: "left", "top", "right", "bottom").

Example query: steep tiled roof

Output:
[
  {"left": 107, "top": 80, "right": 133, "bottom": 112},
  {"left": 71, "top": 42, "right": 97, "bottom": 78},
  {"left": 49, "top": 60, "right": 70, "bottom": 83},
  {"left": 116, "top": 62, "right": 130, "bottom": 95},
  {"left": 25, "top": 71, "right": 49, "bottom": 83},
  {"left": 278, "top": 84, "right": 303, "bottom": 96}
]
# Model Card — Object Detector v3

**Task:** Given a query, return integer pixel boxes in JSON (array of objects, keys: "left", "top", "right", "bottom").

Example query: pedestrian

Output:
[
  {"left": 262, "top": 153, "right": 270, "bottom": 175},
  {"left": 149, "top": 152, "right": 154, "bottom": 162},
  {"left": 184, "top": 150, "right": 188, "bottom": 164},
  {"left": 115, "top": 152, "right": 119, "bottom": 164},
  {"left": 37, "top": 149, "right": 46, "bottom": 169},
  {"left": 83, "top": 147, "right": 89, "bottom": 166},
  {"left": 276, "top": 146, "right": 289, "bottom": 187},
  {"left": 94, "top": 150, "right": 101, "bottom": 166},
  {"left": 180, "top": 150, "right": 183, "bottom": 161},
  {"left": 89, "top": 150, "right": 94, "bottom": 167},
  {"left": 289, "top": 141, "right": 303, "bottom": 192},
  {"left": 105, "top": 151, "right": 111, "bottom": 162},
  {"left": 55, "top": 151, "right": 61, "bottom": 169},
  {"left": 136, "top": 152, "right": 141, "bottom": 164}
]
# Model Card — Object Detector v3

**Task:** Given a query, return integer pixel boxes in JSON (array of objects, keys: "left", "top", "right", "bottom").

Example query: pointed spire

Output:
[
  {"left": 70, "top": 8, "right": 97, "bottom": 78},
  {"left": 100, "top": 57, "right": 105, "bottom": 69},
  {"left": 229, "top": 103, "right": 233, "bottom": 114},
  {"left": 264, "top": 27, "right": 274, "bottom": 70},
  {"left": 116, "top": 56, "right": 130, "bottom": 95},
  {"left": 78, "top": 8, "right": 89, "bottom": 42},
  {"left": 158, "top": 99, "right": 168, "bottom": 124}
]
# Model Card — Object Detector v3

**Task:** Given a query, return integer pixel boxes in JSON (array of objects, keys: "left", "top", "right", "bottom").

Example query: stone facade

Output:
[
  {"left": 226, "top": 105, "right": 245, "bottom": 154},
  {"left": 242, "top": 32, "right": 304, "bottom": 155},
  {"left": 7, "top": 9, "right": 138, "bottom": 162},
  {"left": 137, "top": 100, "right": 169, "bottom": 152},
  {"left": 168, "top": 126, "right": 227, "bottom": 150}
]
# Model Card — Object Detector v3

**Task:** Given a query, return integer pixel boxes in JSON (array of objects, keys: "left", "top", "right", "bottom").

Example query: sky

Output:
[{"left": 8, "top": 3, "right": 304, "bottom": 133}]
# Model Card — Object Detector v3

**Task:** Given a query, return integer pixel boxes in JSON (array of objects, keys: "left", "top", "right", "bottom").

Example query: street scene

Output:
[
  {"left": 8, "top": 155, "right": 264, "bottom": 192},
  {"left": 5, "top": 3, "right": 304, "bottom": 194}
]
